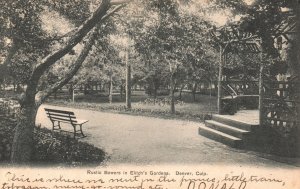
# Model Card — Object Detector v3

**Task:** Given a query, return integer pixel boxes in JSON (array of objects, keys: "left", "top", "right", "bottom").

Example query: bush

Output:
[
  {"left": 32, "top": 127, "right": 106, "bottom": 166},
  {"left": 0, "top": 114, "right": 106, "bottom": 166},
  {"left": 0, "top": 117, "right": 15, "bottom": 162}
]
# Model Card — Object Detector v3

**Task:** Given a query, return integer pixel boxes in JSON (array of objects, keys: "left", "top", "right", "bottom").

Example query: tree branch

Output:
[
  {"left": 35, "top": 28, "right": 98, "bottom": 105},
  {"left": 28, "top": 0, "right": 111, "bottom": 91},
  {"left": 111, "top": 0, "right": 132, "bottom": 5},
  {"left": 101, "top": 3, "right": 126, "bottom": 21},
  {"left": 27, "top": 0, "right": 128, "bottom": 99},
  {"left": 34, "top": 5, "right": 127, "bottom": 103}
]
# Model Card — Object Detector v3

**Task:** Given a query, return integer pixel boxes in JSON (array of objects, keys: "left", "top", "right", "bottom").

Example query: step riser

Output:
[
  {"left": 198, "top": 128, "right": 243, "bottom": 148},
  {"left": 212, "top": 115, "right": 256, "bottom": 131},
  {"left": 205, "top": 121, "right": 248, "bottom": 139}
]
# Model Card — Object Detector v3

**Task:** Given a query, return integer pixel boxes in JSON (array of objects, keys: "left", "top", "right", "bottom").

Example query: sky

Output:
[{"left": 41, "top": 10, "right": 74, "bottom": 36}]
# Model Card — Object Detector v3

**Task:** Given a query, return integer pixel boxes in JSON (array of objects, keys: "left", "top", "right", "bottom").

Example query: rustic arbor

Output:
[
  {"left": 209, "top": 12, "right": 299, "bottom": 156},
  {"left": 209, "top": 25, "right": 261, "bottom": 115}
]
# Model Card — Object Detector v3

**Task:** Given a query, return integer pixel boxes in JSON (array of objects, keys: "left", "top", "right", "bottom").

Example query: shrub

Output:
[
  {"left": 0, "top": 114, "right": 106, "bottom": 166},
  {"left": 0, "top": 118, "right": 15, "bottom": 162},
  {"left": 32, "top": 127, "right": 106, "bottom": 165}
]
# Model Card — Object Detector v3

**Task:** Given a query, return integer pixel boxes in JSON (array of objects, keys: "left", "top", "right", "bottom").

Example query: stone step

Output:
[
  {"left": 212, "top": 114, "right": 258, "bottom": 131},
  {"left": 198, "top": 125, "right": 243, "bottom": 148},
  {"left": 205, "top": 120, "right": 250, "bottom": 139}
]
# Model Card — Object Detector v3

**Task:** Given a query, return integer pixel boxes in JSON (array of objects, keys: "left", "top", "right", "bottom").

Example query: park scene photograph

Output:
[{"left": 0, "top": 0, "right": 300, "bottom": 168}]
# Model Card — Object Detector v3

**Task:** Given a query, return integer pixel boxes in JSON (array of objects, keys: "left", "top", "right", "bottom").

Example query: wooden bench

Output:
[{"left": 44, "top": 108, "right": 88, "bottom": 138}]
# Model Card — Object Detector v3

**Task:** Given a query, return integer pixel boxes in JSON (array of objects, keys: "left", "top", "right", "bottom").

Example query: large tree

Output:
[
  {"left": 1, "top": 0, "right": 129, "bottom": 163},
  {"left": 124, "top": 0, "right": 216, "bottom": 113}
]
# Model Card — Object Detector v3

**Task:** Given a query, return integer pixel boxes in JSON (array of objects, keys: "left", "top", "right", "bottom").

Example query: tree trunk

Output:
[
  {"left": 16, "top": 84, "right": 22, "bottom": 92},
  {"left": 192, "top": 82, "right": 198, "bottom": 102},
  {"left": 125, "top": 50, "right": 131, "bottom": 109},
  {"left": 69, "top": 84, "right": 74, "bottom": 101},
  {"left": 84, "top": 85, "right": 87, "bottom": 95},
  {"left": 292, "top": 3, "right": 300, "bottom": 156},
  {"left": 9, "top": 1, "right": 125, "bottom": 164},
  {"left": 3, "top": 80, "right": 6, "bottom": 90},
  {"left": 218, "top": 46, "right": 224, "bottom": 114},
  {"left": 109, "top": 75, "right": 113, "bottom": 104},
  {"left": 170, "top": 74, "right": 176, "bottom": 114},
  {"left": 13, "top": 82, "right": 16, "bottom": 92},
  {"left": 120, "top": 84, "right": 124, "bottom": 99},
  {"left": 11, "top": 101, "right": 37, "bottom": 164},
  {"left": 179, "top": 84, "right": 184, "bottom": 100},
  {"left": 72, "top": 88, "right": 75, "bottom": 102},
  {"left": 153, "top": 86, "right": 158, "bottom": 99}
]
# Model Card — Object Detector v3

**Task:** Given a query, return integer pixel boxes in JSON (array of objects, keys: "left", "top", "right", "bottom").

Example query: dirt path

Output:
[{"left": 36, "top": 104, "right": 296, "bottom": 168}]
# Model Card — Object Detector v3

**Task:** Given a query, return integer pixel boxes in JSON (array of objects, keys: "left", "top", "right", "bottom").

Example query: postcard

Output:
[{"left": 0, "top": 0, "right": 299, "bottom": 188}]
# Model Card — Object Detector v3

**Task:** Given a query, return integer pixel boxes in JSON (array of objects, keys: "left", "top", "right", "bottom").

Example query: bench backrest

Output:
[{"left": 44, "top": 108, "right": 78, "bottom": 124}]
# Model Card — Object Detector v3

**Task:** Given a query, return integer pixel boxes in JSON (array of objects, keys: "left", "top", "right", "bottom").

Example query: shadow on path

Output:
[{"left": 36, "top": 104, "right": 297, "bottom": 168}]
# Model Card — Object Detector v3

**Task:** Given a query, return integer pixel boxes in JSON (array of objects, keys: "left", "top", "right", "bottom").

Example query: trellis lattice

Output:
[{"left": 209, "top": 24, "right": 261, "bottom": 54}]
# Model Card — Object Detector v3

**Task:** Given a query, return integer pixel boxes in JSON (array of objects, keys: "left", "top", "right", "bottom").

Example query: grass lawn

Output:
[{"left": 47, "top": 91, "right": 218, "bottom": 121}]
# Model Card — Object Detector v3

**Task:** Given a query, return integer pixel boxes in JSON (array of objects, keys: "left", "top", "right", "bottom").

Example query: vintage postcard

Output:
[{"left": 0, "top": 0, "right": 299, "bottom": 188}]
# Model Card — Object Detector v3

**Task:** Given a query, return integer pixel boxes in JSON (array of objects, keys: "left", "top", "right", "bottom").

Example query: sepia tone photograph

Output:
[{"left": 0, "top": 0, "right": 300, "bottom": 188}]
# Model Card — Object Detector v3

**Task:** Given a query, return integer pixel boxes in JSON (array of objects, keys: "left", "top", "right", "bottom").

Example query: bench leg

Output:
[
  {"left": 79, "top": 124, "right": 85, "bottom": 137},
  {"left": 51, "top": 121, "right": 55, "bottom": 130},
  {"left": 51, "top": 121, "right": 61, "bottom": 131},
  {"left": 73, "top": 125, "right": 77, "bottom": 139},
  {"left": 72, "top": 124, "right": 85, "bottom": 139}
]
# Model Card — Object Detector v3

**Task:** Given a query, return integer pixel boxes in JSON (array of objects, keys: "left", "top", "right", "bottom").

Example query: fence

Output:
[
  {"left": 261, "top": 80, "right": 299, "bottom": 131},
  {"left": 260, "top": 79, "right": 300, "bottom": 156}
]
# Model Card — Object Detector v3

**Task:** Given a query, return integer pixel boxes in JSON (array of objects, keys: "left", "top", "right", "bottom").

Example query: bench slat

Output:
[
  {"left": 46, "top": 112, "right": 76, "bottom": 119},
  {"left": 76, "top": 119, "right": 88, "bottom": 125},
  {"left": 47, "top": 116, "right": 77, "bottom": 123},
  {"left": 45, "top": 108, "right": 75, "bottom": 115}
]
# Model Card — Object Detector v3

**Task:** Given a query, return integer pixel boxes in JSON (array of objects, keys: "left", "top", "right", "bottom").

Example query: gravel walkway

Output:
[{"left": 36, "top": 104, "right": 296, "bottom": 168}]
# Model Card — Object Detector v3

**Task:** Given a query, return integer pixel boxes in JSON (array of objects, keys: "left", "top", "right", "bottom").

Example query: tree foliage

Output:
[
  {"left": 0, "top": 0, "right": 129, "bottom": 163},
  {"left": 113, "top": 0, "right": 220, "bottom": 111}
]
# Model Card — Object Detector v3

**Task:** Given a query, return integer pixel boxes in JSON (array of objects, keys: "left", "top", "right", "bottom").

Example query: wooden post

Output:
[
  {"left": 218, "top": 45, "right": 223, "bottom": 114},
  {"left": 258, "top": 52, "right": 264, "bottom": 126}
]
